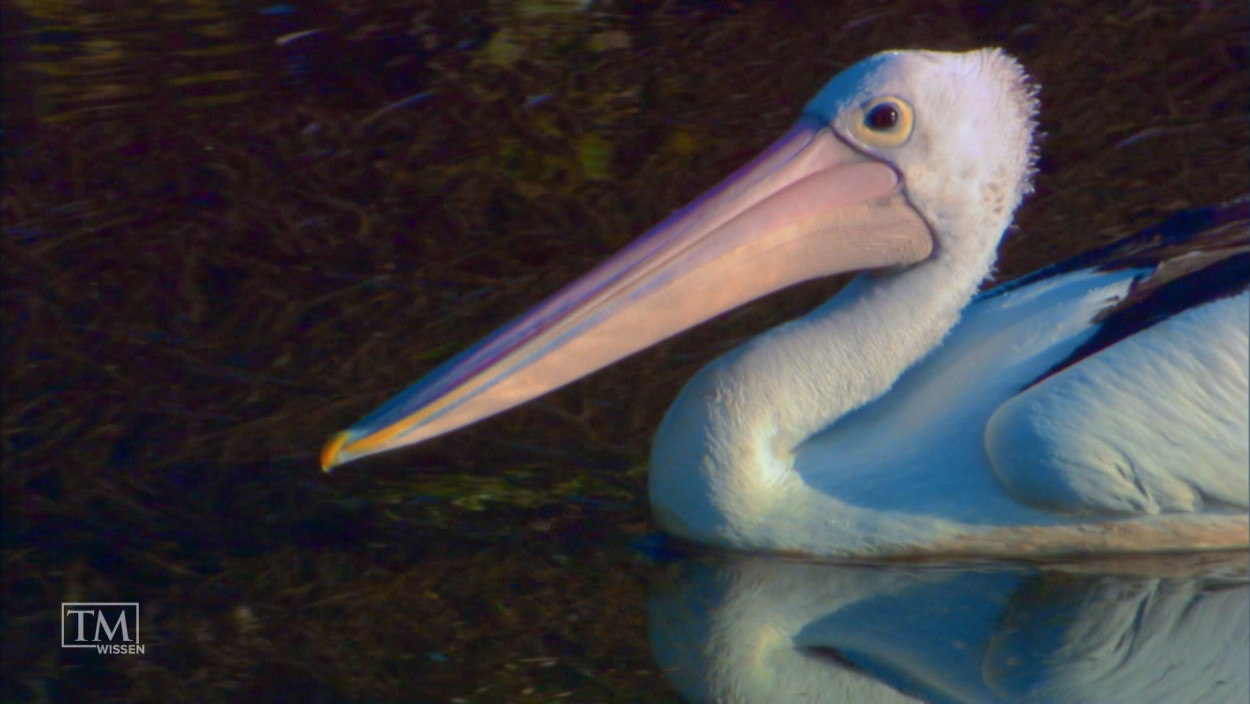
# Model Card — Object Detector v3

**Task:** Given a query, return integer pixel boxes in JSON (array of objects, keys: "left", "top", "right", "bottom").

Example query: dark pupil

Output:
[{"left": 866, "top": 103, "right": 899, "bottom": 130}]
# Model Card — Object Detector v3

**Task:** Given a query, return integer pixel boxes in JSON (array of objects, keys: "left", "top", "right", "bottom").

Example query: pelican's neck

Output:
[{"left": 649, "top": 224, "right": 1002, "bottom": 544}]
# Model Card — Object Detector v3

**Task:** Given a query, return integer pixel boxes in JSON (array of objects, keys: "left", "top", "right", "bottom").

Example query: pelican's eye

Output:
[
  {"left": 866, "top": 103, "right": 899, "bottom": 130},
  {"left": 854, "top": 97, "right": 913, "bottom": 148}
]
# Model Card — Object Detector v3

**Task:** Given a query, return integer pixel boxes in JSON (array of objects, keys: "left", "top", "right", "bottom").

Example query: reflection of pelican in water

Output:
[
  {"left": 321, "top": 48, "right": 1249, "bottom": 556},
  {"left": 648, "top": 553, "right": 1250, "bottom": 703}
]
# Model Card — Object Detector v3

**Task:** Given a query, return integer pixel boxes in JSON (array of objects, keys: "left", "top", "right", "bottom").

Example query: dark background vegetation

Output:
[{"left": 2, "top": 1, "right": 1247, "bottom": 701}]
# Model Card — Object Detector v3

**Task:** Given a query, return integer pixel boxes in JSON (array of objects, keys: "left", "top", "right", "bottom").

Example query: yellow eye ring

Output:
[{"left": 854, "top": 97, "right": 913, "bottom": 148}]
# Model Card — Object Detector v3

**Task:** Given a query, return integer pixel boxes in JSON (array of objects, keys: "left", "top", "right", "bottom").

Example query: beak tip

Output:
[{"left": 320, "top": 430, "right": 353, "bottom": 473}]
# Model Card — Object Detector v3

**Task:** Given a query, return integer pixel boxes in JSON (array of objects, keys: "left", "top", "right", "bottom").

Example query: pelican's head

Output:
[
  {"left": 321, "top": 48, "right": 1039, "bottom": 469},
  {"left": 805, "top": 49, "right": 1037, "bottom": 260}
]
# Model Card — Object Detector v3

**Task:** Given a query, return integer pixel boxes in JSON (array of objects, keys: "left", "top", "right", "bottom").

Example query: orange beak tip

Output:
[{"left": 320, "top": 430, "right": 353, "bottom": 473}]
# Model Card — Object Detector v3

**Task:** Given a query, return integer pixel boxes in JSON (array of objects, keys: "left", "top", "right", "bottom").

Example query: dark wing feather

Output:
[{"left": 995, "top": 197, "right": 1249, "bottom": 388}]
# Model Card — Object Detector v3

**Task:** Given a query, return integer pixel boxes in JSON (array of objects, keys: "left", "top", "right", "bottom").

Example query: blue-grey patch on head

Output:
[{"left": 801, "top": 53, "right": 897, "bottom": 125}]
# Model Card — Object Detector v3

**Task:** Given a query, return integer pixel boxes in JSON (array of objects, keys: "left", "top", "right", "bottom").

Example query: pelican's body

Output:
[
  {"left": 650, "top": 205, "right": 1249, "bottom": 555},
  {"left": 322, "top": 49, "right": 1249, "bottom": 556}
]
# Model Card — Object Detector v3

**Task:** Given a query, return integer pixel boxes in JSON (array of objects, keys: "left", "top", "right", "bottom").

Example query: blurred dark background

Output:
[{"left": 2, "top": 1, "right": 1247, "bottom": 701}]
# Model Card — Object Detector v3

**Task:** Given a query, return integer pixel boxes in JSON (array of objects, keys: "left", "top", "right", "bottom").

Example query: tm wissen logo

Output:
[{"left": 61, "top": 603, "right": 144, "bottom": 655}]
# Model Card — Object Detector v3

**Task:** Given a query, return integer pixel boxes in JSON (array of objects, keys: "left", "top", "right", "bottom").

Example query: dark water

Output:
[{"left": 3, "top": 1, "right": 1247, "bottom": 702}]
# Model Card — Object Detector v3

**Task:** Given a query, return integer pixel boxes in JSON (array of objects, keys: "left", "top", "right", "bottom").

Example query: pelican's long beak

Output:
[{"left": 322, "top": 115, "right": 933, "bottom": 469}]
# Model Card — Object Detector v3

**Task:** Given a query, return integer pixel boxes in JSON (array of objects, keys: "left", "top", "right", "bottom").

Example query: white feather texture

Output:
[{"left": 986, "top": 291, "right": 1250, "bottom": 514}]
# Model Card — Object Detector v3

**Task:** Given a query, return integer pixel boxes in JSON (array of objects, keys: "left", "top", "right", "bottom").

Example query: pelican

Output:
[{"left": 321, "top": 49, "right": 1249, "bottom": 557}]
